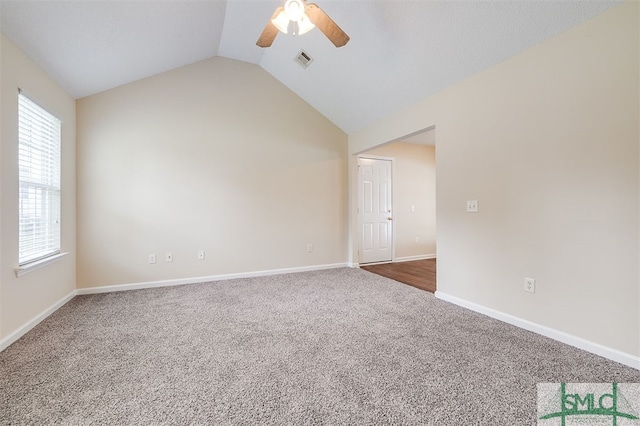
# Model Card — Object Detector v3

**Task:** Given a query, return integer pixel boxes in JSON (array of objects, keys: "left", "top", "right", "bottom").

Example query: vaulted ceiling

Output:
[{"left": 0, "top": 0, "right": 620, "bottom": 134}]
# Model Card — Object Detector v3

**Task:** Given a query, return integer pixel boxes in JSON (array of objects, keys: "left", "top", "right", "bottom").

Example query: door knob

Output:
[{"left": 387, "top": 217, "right": 393, "bottom": 221}]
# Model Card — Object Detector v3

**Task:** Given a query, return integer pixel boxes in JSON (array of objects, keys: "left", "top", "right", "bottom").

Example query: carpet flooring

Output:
[{"left": 1, "top": 268, "right": 638, "bottom": 425}]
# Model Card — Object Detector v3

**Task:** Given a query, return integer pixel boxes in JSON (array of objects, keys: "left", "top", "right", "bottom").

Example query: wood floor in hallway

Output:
[{"left": 360, "top": 258, "right": 436, "bottom": 293}]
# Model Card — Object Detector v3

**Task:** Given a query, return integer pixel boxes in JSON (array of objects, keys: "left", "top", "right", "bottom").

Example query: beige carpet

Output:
[{"left": 1, "top": 268, "right": 638, "bottom": 424}]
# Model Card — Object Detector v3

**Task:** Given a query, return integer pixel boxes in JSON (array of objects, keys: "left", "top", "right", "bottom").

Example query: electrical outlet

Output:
[
  {"left": 467, "top": 200, "right": 479, "bottom": 213},
  {"left": 148, "top": 254, "right": 157, "bottom": 264},
  {"left": 165, "top": 252, "right": 173, "bottom": 262},
  {"left": 524, "top": 277, "right": 536, "bottom": 293},
  {"left": 414, "top": 237, "right": 419, "bottom": 244},
  {"left": 306, "top": 244, "right": 313, "bottom": 253},
  {"left": 197, "top": 250, "right": 205, "bottom": 260}
]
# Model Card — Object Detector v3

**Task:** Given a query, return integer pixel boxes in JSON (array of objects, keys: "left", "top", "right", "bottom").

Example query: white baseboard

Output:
[
  {"left": 77, "top": 262, "right": 349, "bottom": 295},
  {"left": 0, "top": 289, "right": 77, "bottom": 352},
  {"left": 394, "top": 254, "right": 436, "bottom": 262},
  {"left": 435, "top": 291, "right": 640, "bottom": 370},
  {"left": 358, "top": 255, "right": 436, "bottom": 267}
]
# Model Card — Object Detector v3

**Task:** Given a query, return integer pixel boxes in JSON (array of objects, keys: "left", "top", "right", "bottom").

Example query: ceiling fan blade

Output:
[
  {"left": 305, "top": 3, "right": 350, "bottom": 47},
  {"left": 256, "top": 7, "right": 284, "bottom": 48}
]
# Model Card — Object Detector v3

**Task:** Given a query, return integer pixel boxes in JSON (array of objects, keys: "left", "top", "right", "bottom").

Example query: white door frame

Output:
[{"left": 357, "top": 155, "right": 395, "bottom": 264}]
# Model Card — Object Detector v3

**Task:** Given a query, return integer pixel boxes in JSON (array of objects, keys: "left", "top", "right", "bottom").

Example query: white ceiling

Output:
[{"left": 0, "top": 0, "right": 621, "bottom": 134}]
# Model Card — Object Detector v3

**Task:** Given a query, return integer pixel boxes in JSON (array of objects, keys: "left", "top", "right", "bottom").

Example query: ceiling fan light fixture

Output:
[
  {"left": 295, "top": 14, "right": 315, "bottom": 35},
  {"left": 271, "top": 0, "right": 315, "bottom": 36},
  {"left": 271, "top": 10, "right": 290, "bottom": 34},
  {"left": 284, "top": 0, "right": 305, "bottom": 22}
]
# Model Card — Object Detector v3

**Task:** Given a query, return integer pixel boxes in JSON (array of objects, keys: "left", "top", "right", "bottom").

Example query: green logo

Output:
[{"left": 538, "top": 383, "right": 640, "bottom": 425}]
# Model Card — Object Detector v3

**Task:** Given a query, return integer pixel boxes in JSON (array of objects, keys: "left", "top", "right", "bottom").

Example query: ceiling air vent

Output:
[{"left": 295, "top": 50, "right": 313, "bottom": 69}]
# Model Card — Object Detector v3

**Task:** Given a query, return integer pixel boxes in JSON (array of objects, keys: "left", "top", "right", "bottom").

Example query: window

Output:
[{"left": 18, "top": 91, "right": 61, "bottom": 266}]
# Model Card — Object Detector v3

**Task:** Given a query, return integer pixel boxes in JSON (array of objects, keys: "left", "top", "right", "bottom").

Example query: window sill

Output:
[{"left": 14, "top": 252, "right": 69, "bottom": 277}]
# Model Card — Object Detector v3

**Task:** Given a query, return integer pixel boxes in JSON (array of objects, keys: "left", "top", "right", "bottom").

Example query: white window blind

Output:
[{"left": 18, "top": 92, "right": 62, "bottom": 266}]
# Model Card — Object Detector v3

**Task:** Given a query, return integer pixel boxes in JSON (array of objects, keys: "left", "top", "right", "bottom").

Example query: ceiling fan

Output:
[{"left": 256, "top": 0, "right": 350, "bottom": 48}]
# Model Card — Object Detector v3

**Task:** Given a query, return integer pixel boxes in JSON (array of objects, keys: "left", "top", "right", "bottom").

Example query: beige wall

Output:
[
  {"left": 0, "top": 35, "right": 76, "bottom": 341},
  {"left": 350, "top": 2, "right": 639, "bottom": 356},
  {"left": 77, "top": 57, "right": 348, "bottom": 288},
  {"left": 363, "top": 142, "right": 436, "bottom": 259}
]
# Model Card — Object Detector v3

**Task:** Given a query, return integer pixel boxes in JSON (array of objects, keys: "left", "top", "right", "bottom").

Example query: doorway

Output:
[{"left": 354, "top": 127, "right": 437, "bottom": 288}]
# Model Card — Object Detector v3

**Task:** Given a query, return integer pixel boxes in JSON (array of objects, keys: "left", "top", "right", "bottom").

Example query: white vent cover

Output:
[{"left": 295, "top": 50, "right": 313, "bottom": 69}]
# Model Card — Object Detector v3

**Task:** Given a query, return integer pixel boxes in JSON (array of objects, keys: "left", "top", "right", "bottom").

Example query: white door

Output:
[{"left": 358, "top": 157, "right": 393, "bottom": 264}]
